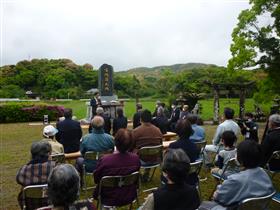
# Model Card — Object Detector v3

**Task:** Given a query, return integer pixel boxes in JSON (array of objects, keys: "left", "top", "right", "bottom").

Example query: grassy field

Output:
[
  {"left": 1, "top": 122, "right": 279, "bottom": 209},
  {"left": 47, "top": 98, "right": 272, "bottom": 121}
]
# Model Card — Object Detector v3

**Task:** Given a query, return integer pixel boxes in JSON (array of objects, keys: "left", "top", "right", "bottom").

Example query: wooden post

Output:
[
  {"left": 213, "top": 87, "right": 220, "bottom": 124},
  {"left": 239, "top": 88, "right": 245, "bottom": 119}
]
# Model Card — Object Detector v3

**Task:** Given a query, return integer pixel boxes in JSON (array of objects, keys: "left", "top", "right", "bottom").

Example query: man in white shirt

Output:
[{"left": 204, "top": 107, "right": 240, "bottom": 165}]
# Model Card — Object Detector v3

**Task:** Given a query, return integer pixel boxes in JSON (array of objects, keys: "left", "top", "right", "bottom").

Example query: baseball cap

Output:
[{"left": 43, "top": 125, "right": 58, "bottom": 138}]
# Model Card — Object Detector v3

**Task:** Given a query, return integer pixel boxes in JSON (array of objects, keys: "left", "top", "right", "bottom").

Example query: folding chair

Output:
[
  {"left": 190, "top": 160, "right": 203, "bottom": 199},
  {"left": 237, "top": 191, "right": 275, "bottom": 210},
  {"left": 211, "top": 158, "right": 239, "bottom": 181},
  {"left": 22, "top": 184, "right": 48, "bottom": 210},
  {"left": 82, "top": 150, "right": 112, "bottom": 191},
  {"left": 209, "top": 158, "right": 240, "bottom": 200},
  {"left": 194, "top": 141, "right": 207, "bottom": 181},
  {"left": 96, "top": 171, "right": 140, "bottom": 210},
  {"left": 199, "top": 191, "right": 275, "bottom": 210},
  {"left": 194, "top": 140, "right": 207, "bottom": 161},
  {"left": 51, "top": 153, "right": 65, "bottom": 164},
  {"left": 138, "top": 145, "right": 163, "bottom": 182},
  {"left": 272, "top": 191, "right": 280, "bottom": 204},
  {"left": 264, "top": 150, "right": 280, "bottom": 179}
]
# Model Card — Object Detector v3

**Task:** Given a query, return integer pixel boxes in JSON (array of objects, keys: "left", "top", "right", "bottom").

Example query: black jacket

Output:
[
  {"left": 113, "top": 116, "right": 127, "bottom": 135},
  {"left": 56, "top": 118, "right": 82, "bottom": 153},
  {"left": 153, "top": 184, "right": 200, "bottom": 210},
  {"left": 261, "top": 128, "right": 280, "bottom": 170}
]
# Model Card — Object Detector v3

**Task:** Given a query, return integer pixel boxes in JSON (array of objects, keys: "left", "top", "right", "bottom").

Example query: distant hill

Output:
[{"left": 117, "top": 63, "right": 219, "bottom": 77}]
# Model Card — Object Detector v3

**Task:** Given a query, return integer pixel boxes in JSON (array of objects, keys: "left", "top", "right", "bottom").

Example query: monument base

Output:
[{"left": 100, "top": 95, "right": 118, "bottom": 103}]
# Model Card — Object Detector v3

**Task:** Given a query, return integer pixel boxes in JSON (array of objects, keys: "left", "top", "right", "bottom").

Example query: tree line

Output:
[{"left": 0, "top": 58, "right": 264, "bottom": 101}]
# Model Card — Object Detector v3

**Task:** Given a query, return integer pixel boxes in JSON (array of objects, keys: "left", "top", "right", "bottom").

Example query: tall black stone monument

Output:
[
  {"left": 97, "top": 63, "right": 120, "bottom": 118},
  {"left": 98, "top": 64, "right": 113, "bottom": 96}
]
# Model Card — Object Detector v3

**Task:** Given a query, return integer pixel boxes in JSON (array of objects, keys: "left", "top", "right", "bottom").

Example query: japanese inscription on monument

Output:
[{"left": 98, "top": 64, "right": 113, "bottom": 96}]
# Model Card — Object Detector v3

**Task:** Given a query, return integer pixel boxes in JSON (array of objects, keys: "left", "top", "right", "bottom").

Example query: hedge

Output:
[{"left": 0, "top": 103, "right": 65, "bottom": 123}]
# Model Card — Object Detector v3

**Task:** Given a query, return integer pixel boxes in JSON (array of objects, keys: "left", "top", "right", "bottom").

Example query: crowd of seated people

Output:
[{"left": 15, "top": 104, "right": 280, "bottom": 210}]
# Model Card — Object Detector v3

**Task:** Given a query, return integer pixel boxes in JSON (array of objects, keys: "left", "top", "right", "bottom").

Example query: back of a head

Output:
[
  {"left": 175, "top": 119, "right": 193, "bottom": 138},
  {"left": 48, "top": 164, "right": 80, "bottom": 207},
  {"left": 136, "top": 103, "right": 142, "bottom": 111},
  {"left": 141, "top": 109, "right": 152, "bottom": 123},
  {"left": 64, "top": 108, "right": 73, "bottom": 119},
  {"left": 157, "top": 107, "right": 164, "bottom": 117},
  {"left": 222, "top": 131, "right": 236, "bottom": 147},
  {"left": 187, "top": 114, "right": 198, "bottom": 125},
  {"left": 115, "top": 129, "right": 133, "bottom": 153},
  {"left": 237, "top": 140, "right": 262, "bottom": 168},
  {"left": 31, "top": 140, "right": 51, "bottom": 161},
  {"left": 117, "top": 107, "right": 124, "bottom": 117},
  {"left": 162, "top": 148, "right": 190, "bottom": 184},
  {"left": 245, "top": 112, "right": 253, "bottom": 119},
  {"left": 224, "top": 107, "right": 234, "bottom": 119},
  {"left": 269, "top": 114, "right": 280, "bottom": 127},
  {"left": 91, "top": 116, "right": 104, "bottom": 130},
  {"left": 96, "top": 107, "right": 104, "bottom": 115}
]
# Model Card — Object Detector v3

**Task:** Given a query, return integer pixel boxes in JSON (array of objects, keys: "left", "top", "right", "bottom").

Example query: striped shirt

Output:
[{"left": 16, "top": 160, "right": 56, "bottom": 186}]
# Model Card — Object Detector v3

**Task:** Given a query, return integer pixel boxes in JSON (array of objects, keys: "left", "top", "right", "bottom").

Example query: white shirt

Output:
[{"left": 212, "top": 120, "right": 240, "bottom": 145}]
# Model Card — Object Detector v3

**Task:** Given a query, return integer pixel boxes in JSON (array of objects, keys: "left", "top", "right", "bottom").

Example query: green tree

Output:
[{"left": 228, "top": 0, "right": 280, "bottom": 94}]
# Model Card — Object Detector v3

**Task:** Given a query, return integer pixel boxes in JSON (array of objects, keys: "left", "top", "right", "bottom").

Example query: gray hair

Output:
[
  {"left": 162, "top": 148, "right": 190, "bottom": 184},
  {"left": 269, "top": 114, "right": 280, "bottom": 127},
  {"left": 47, "top": 164, "right": 80, "bottom": 206},
  {"left": 31, "top": 140, "right": 51, "bottom": 160},
  {"left": 96, "top": 107, "right": 104, "bottom": 115},
  {"left": 91, "top": 116, "right": 104, "bottom": 129}
]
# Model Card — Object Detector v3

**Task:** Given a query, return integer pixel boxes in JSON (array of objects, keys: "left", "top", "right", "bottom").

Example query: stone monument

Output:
[
  {"left": 98, "top": 64, "right": 118, "bottom": 102},
  {"left": 83, "top": 64, "right": 123, "bottom": 122}
]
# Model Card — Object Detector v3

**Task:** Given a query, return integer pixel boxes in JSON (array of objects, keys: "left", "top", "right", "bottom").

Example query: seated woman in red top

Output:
[{"left": 93, "top": 129, "right": 141, "bottom": 207}]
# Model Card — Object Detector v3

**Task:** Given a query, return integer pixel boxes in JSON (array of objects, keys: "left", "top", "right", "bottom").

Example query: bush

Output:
[{"left": 0, "top": 103, "right": 65, "bottom": 123}]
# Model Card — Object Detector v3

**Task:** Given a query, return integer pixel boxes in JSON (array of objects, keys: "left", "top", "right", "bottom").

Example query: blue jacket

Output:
[
  {"left": 189, "top": 124, "right": 205, "bottom": 142},
  {"left": 80, "top": 128, "right": 114, "bottom": 172}
]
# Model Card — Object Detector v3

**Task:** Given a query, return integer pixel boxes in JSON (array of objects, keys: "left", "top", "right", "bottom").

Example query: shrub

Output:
[{"left": 0, "top": 103, "right": 65, "bottom": 123}]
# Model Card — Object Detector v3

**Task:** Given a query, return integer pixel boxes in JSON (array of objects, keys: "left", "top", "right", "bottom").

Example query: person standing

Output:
[
  {"left": 90, "top": 92, "right": 101, "bottom": 117},
  {"left": 168, "top": 102, "right": 180, "bottom": 132},
  {"left": 56, "top": 108, "right": 82, "bottom": 153},
  {"left": 240, "top": 112, "right": 259, "bottom": 142},
  {"left": 133, "top": 103, "right": 143, "bottom": 129},
  {"left": 113, "top": 108, "right": 128, "bottom": 136}
]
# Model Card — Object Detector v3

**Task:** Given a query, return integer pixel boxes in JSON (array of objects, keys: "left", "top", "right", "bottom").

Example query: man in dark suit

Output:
[
  {"left": 56, "top": 108, "right": 82, "bottom": 153},
  {"left": 133, "top": 103, "right": 142, "bottom": 129},
  {"left": 168, "top": 102, "right": 180, "bottom": 131},
  {"left": 90, "top": 92, "right": 101, "bottom": 117}
]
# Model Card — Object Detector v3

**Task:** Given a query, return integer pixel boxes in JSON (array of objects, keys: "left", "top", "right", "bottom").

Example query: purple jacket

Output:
[{"left": 93, "top": 152, "right": 140, "bottom": 206}]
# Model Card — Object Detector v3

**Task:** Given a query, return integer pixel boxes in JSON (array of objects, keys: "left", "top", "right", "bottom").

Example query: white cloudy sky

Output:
[{"left": 1, "top": 0, "right": 250, "bottom": 71}]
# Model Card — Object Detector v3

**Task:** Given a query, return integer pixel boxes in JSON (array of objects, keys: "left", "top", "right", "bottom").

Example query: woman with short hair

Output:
[
  {"left": 93, "top": 129, "right": 141, "bottom": 207},
  {"left": 168, "top": 119, "right": 199, "bottom": 185},
  {"left": 140, "top": 148, "right": 200, "bottom": 210},
  {"left": 38, "top": 164, "right": 95, "bottom": 210}
]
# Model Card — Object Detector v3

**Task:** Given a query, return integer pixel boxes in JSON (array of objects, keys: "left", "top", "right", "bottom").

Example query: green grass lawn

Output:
[
  {"left": 1, "top": 122, "right": 279, "bottom": 209},
  {"left": 47, "top": 98, "right": 272, "bottom": 121}
]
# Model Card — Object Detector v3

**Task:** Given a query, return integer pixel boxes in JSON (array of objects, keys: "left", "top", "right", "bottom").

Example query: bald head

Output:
[{"left": 91, "top": 116, "right": 104, "bottom": 129}]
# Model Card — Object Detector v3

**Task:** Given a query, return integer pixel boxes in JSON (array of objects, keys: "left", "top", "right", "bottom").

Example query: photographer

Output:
[{"left": 239, "top": 112, "right": 259, "bottom": 143}]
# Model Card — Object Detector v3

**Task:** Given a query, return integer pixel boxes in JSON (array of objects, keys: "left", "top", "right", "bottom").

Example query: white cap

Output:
[{"left": 43, "top": 125, "right": 58, "bottom": 138}]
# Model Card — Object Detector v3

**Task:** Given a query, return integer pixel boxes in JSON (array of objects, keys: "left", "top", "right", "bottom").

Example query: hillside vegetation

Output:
[{"left": 0, "top": 59, "right": 266, "bottom": 102}]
